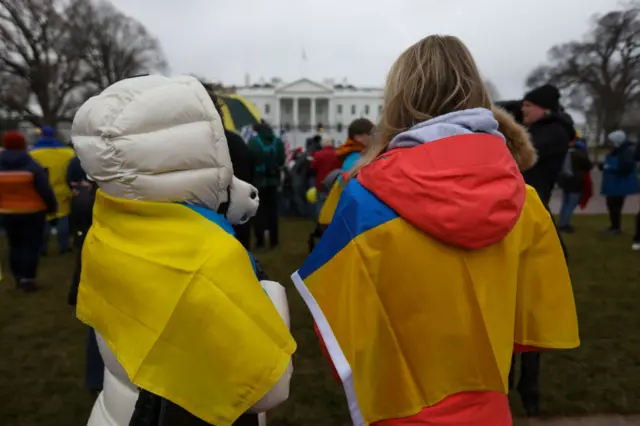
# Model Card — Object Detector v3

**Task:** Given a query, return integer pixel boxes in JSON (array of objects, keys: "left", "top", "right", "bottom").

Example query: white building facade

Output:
[{"left": 236, "top": 78, "right": 383, "bottom": 148}]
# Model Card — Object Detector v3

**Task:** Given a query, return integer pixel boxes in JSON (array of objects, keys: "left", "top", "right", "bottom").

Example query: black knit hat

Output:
[{"left": 523, "top": 84, "right": 560, "bottom": 111}]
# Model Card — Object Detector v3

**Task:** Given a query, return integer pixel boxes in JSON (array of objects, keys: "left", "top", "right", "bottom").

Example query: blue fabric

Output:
[
  {"left": 40, "top": 126, "right": 56, "bottom": 138},
  {"left": 337, "top": 152, "right": 360, "bottom": 186},
  {"left": 601, "top": 144, "right": 639, "bottom": 196},
  {"left": 31, "top": 137, "right": 66, "bottom": 150},
  {"left": 299, "top": 179, "right": 398, "bottom": 280},
  {"left": 185, "top": 204, "right": 257, "bottom": 276},
  {"left": 559, "top": 191, "right": 581, "bottom": 227}
]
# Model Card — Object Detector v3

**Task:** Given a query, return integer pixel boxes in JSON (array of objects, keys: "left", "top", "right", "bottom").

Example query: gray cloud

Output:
[{"left": 110, "top": 0, "right": 620, "bottom": 99}]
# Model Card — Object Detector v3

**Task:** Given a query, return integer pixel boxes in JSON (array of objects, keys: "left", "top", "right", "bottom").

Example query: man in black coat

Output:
[
  {"left": 521, "top": 84, "right": 576, "bottom": 206},
  {"left": 212, "top": 94, "right": 255, "bottom": 250}
]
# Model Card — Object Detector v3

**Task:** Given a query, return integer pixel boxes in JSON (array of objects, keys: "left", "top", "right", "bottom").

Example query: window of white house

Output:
[
  {"left": 379, "top": 104, "right": 383, "bottom": 113},
  {"left": 351, "top": 105, "right": 356, "bottom": 115},
  {"left": 265, "top": 104, "right": 270, "bottom": 114},
  {"left": 337, "top": 104, "right": 343, "bottom": 114},
  {"left": 337, "top": 123, "right": 343, "bottom": 132},
  {"left": 364, "top": 105, "right": 370, "bottom": 115}
]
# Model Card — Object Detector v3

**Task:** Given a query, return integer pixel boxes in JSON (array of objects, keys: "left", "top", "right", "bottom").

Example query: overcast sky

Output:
[{"left": 109, "top": 0, "right": 621, "bottom": 100}]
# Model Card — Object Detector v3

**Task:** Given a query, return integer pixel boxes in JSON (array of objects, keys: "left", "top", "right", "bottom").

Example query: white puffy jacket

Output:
[{"left": 72, "top": 75, "right": 292, "bottom": 426}]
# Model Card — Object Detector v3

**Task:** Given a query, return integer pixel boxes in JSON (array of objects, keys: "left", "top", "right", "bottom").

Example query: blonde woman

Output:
[{"left": 293, "top": 35, "right": 579, "bottom": 426}]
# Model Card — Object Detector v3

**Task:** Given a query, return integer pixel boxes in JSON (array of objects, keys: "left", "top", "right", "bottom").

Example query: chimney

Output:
[{"left": 244, "top": 73, "right": 250, "bottom": 87}]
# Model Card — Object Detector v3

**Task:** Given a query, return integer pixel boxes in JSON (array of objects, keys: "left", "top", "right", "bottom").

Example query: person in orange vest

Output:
[{"left": 0, "top": 131, "right": 57, "bottom": 291}]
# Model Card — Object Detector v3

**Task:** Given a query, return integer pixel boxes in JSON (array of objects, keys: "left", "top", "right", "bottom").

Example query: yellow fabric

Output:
[
  {"left": 77, "top": 191, "right": 296, "bottom": 425},
  {"left": 318, "top": 180, "right": 343, "bottom": 225},
  {"left": 218, "top": 94, "right": 261, "bottom": 132},
  {"left": 30, "top": 147, "right": 74, "bottom": 219},
  {"left": 304, "top": 185, "right": 579, "bottom": 424}
]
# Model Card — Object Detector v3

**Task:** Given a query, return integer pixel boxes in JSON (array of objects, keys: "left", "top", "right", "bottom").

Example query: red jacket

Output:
[{"left": 311, "top": 147, "right": 341, "bottom": 191}]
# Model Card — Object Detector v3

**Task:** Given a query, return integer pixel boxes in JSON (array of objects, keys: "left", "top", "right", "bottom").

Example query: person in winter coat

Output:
[
  {"left": 70, "top": 75, "right": 295, "bottom": 426},
  {"left": 310, "top": 134, "right": 340, "bottom": 218},
  {"left": 600, "top": 130, "right": 639, "bottom": 235},
  {"left": 211, "top": 93, "right": 255, "bottom": 250},
  {"left": 521, "top": 84, "right": 575, "bottom": 206},
  {"left": 558, "top": 136, "right": 593, "bottom": 232},
  {"left": 0, "top": 131, "right": 57, "bottom": 291},
  {"left": 66, "top": 155, "right": 104, "bottom": 393},
  {"left": 248, "top": 122, "right": 285, "bottom": 249},
  {"left": 315, "top": 118, "right": 375, "bottom": 228},
  {"left": 30, "top": 125, "right": 75, "bottom": 254},
  {"left": 292, "top": 35, "right": 579, "bottom": 426}
]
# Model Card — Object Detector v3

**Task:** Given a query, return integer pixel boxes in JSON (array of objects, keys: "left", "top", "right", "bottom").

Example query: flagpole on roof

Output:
[{"left": 301, "top": 48, "right": 308, "bottom": 78}]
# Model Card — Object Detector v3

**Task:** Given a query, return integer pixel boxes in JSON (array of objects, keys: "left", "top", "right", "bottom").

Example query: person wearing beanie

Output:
[
  {"left": 30, "top": 125, "right": 75, "bottom": 254},
  {"left": 0, "top": 131, "right": 57, "bottom": 292},
  {"left": 521, "top": 84, "right": 575, "bottom": 206},
  {"left": 599, "top": 129, "right": 639, "bottom": 235}
]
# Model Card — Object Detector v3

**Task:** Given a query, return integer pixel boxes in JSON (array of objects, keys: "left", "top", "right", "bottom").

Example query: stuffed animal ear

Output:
[
  {"left": 226, "top": 177, "right": 259, "bottom": 225},
  {"left": 492, "top": 106, "right": 538, "bottom": 172}
]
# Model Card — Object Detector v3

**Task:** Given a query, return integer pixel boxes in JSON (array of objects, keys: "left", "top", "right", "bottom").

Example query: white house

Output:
[{"left": 236, "top": 77, "right": 383, "bottom": 148}]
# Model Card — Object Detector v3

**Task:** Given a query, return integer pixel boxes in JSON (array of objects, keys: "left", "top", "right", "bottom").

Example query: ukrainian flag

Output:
[
  {"left": 78, "top": 191, "right": 296, "bottom": 426},
  {"left": 292, "top": 180, "right": 579, "bottom": 426}
]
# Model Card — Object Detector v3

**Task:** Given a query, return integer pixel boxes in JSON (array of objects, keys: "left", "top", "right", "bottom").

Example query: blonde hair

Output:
[{"left": 350, "top": 35, "right": 492, "bottom": 178}]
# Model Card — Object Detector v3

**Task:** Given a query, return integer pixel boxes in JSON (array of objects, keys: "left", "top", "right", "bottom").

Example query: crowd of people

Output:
[{"left": 0, "top": 33, "right": 638, "bottom": 426}]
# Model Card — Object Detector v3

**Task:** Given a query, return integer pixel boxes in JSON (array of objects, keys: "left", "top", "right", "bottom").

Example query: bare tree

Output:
[
  {"left": 0, "top": 0, "right": 92, "bottom": 125},
  {"left": 81, "top": 1, "right": 167, "bottom": 90},
  {"left": 527, "top": 3, "right": 640, "bottom": 137}
]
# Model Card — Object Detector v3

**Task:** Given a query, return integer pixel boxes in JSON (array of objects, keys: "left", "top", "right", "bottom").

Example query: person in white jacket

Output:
[{"left": 70, "top": 75, "right": 294, "bottom": 426}]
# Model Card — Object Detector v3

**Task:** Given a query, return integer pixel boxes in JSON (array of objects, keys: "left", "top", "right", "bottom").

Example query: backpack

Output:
[{"left": 254, "top": 135, "right": 281, "bottom": 180}]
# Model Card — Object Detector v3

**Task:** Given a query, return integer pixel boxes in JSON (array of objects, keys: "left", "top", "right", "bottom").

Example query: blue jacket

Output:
[{"left": 601, "top": 141, "right": 639, "bottom": 196}]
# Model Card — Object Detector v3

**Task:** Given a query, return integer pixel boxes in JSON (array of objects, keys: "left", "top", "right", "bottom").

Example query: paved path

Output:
[
  {"left": 548, "top": 170, "right": 639, "bottom": 215},
  {"left": 516, "top": 416, "right": 640, "bottom": 425}
]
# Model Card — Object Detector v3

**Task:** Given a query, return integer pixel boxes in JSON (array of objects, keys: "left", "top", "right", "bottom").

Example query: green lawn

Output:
[{"left": 0, "top": 215, "right": 639, "bottom": 426}]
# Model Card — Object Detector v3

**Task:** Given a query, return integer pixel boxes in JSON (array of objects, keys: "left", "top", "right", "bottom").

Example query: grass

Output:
[{"left": 0, "top": 215, "right": 639, "bottom": 426}]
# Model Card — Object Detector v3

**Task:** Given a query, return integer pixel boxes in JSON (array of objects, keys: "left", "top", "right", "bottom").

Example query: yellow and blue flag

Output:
[
  {"left": 293, "top": 178, "right": 579, "bottom": 426},
  {"left": 78, "top": 191, "right": 296, "bottom": 426}
]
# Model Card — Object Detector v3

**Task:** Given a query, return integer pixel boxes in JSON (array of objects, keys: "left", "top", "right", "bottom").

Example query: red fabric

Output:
[
  {"left": 358, "top": 134, "right": 526, "bottom": 250},
  {"left": 514, "top": 343, "right": 547, "bottom": 353},
  {"left": 579, "top": 172, "right": 593, "bottom": 210},
  {"left": 372, "top": 392, "right": 512, "bottom": 426},
  {"left": 311, "top": 146, "right": 341, "bottom": 190},
  {"left": 1, "top": 131, "right": 27, "bottom": 150},
  {"left": 313, "top": 323, "right": 341, "bottom": 382},
  {"left": 315, "top": 321, "right": 514, "bottom": 425}
]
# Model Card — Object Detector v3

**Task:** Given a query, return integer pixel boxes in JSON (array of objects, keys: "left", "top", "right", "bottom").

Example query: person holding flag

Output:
[{"left": 292, "top": 35, "right": 579, "bottom": 426}]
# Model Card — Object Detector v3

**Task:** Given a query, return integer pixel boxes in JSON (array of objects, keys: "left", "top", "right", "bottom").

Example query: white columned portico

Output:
[
  {"left": 275, "top": 96, "right": 281, "bottom": 129},
  {"left": 310, "top": 97, "right": 316, "bottom": 130},
  {"left": 293, "top": 97, "right": 299, "bottom": 130}
]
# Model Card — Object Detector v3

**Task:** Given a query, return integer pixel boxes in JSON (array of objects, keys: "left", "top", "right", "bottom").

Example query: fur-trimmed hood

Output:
[{"left": 492, "top": 106, "right": 537, "bottom": 172}]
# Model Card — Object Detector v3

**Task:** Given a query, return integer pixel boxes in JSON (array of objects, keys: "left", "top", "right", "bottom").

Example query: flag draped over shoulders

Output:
[
  {"left": 292, "top": 179, "right": 579, "bottom": 426},
  {"left": 78, "top": 191, "right": 296, "bottom": 426}
]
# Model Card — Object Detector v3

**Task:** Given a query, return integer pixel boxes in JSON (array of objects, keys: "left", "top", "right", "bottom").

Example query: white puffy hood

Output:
[{"left": 71, "top": 75, "right": 243, "bottom": 215}]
